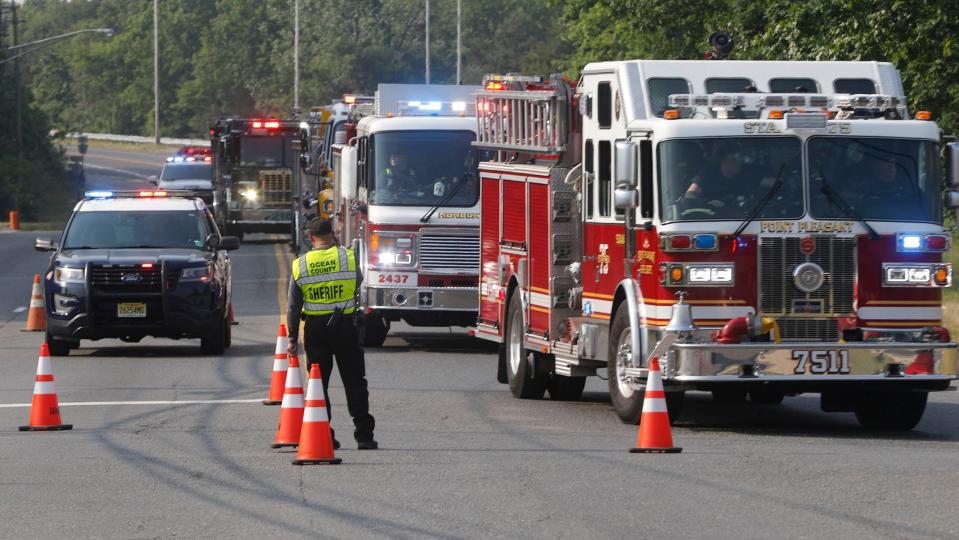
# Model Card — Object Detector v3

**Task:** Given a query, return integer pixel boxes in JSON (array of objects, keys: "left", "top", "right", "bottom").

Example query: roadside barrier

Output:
[
  {"left": 629, "top": 357, "right": 681, "bottom": 454},
  {"left": 19, "top": 343, "right": 72, "bottom": 431},
  {"left": 263, "top": 324, "right": 289, "bottom": 405},
  {"left": 272, "top": 354, "right": 304, "bottom": 448},
  {"left": 293, "top": 363, "right": 342, "bottom": 465},
  {"left": 22, "top": 274, "right": 46, "bottom": 332}
]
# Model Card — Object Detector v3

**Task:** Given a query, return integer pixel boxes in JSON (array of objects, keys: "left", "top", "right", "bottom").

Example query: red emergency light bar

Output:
[
  {"left": 485, "top": 81, "right": 507, "bottom": 91},
  {"left": 251, "top": 120, "right": 281, "bottom": 129},
  {"left": 141, "top": 263, "right": 154, "bottom": 269},
  {"left": 138, "top": 191, "right": 169, "bottom": 197}
]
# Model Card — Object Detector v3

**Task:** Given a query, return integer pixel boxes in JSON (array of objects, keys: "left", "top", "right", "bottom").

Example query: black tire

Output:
[
  {"left": 224, "top": 316, "right": 232, "bottom": 349},
  {"left": 200, "top": 316, "right": 227, "bottom": 355},
  {"left": 712, "top": 389, "right": 748, "bottom": 404},
  {"left": 854, "top": 391, "right": 928, "bottom": 430},
  {"left": 504, "top": 291, "right": 546, "bottom": 399},
  {"left": 607, "top": 301, "right": 683, "bottom": 424},
  {"left": 749, "top": 388, "right": 785, "bottom": 405},
  {"left": 547, "top": 374, "right": 586, "bottom": 401},
  {"left": 496, "top": 344, "right": 508, "bottom": 384},
  {"left": 362, "top": 312, "right": 390, "bottom": 347},
  {"left": 45, "top": 333, "right": 72, "bottom": 357}
]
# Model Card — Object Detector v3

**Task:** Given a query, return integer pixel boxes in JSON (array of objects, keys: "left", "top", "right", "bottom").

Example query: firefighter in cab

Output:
[{"left": 287, "top": 217, "right": 377, "bottom": 450}]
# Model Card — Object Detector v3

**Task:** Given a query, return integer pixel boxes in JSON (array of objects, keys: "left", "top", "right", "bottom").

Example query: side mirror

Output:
[
  {"left": 613, "top": 187, "right": 639, "bottom": 209},
  {"left": 35, "top": 237, "right": 57, "bottom": 252},
  {"left": 945, "top": 190, "right": 959, "bottom": 209},
  {"left": 615, "top": 140, "right": 638, "bottom": 187},
  {"left": 148, "top": 175, "right": 158, "bottom": 186},
  {"left": 947, "top": 142, "right": 959, "bottom": 187},
  {"left": 217, "top": 236, "right": 240, "bottom": 251}
]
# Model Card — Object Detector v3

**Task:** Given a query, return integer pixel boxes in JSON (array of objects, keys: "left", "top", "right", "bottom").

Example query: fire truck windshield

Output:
[
  {"left": 239, "top": 136, "right": 286, "bottom": 167},
  {"left": 369, "top": 131, "right": 480, "bottom": 207},
  {"left": 660, "top": 137, "right": 804, "bottom": 221},
  {"left": 809, "top": 137, "right": 941, "bottom": 223}
]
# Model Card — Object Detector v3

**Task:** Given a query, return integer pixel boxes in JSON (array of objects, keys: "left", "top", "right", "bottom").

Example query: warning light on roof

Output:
[
  {"left": 141, "top": 263, "right": 154, "bottom": 269},
  {"left": 252, "top": 121, "right": 263, "bottom": 128},
  {"left": 264, "top": 121, "right": 280, "bottom": 129},
  {"left": 344, "top": 95, "right": 357, "bottom": 104},
  {"left": 485, "top": 81, "right": 507, "bottom": 91}
]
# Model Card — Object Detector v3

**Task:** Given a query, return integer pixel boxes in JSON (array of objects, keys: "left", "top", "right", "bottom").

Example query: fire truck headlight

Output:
[
  {"left": 379, "top": 252, "right": 396, "bottom": 265},
  {"left": 372, "top": 234, "right": 416, "bottom": 267},
  {"left": 883, "top": 263, "right": 950, "bottom": 287},
  {"left": 241, "top": 189, "right": 258, "bottom": 201},
  {"left": 686, "top": 264, "right": 734, "bottom": 285}
]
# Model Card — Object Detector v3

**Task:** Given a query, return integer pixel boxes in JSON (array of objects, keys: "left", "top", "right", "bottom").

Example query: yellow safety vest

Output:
[{"left": 292, "top": 246, "right": 357, "bottom": 315}]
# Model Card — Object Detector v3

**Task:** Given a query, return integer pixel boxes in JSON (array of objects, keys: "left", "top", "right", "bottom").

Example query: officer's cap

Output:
[{"left": 308, "top": 217, "right": 333, "bottom": 236}]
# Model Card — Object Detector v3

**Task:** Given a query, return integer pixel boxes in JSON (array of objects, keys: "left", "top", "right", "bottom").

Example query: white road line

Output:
[
  {"left": 0, "top": 398, "right": 263, "bottom": 409},
  {"left": 82, "top": 162, "right": 150, "bottom": 179},
  {"left": 12, "top": 307, "right": 25, "bottom": 313}
]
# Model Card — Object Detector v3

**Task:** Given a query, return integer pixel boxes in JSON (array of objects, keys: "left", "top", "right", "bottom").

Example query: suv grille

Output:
[
  {"left": 260, "top": 169, "right": 292, "bottom": 205},
  {"left": 419, "top": 234, "right": 480, "bottom": 273},
  {"left": 759, "top": 236, "right": 855, "bottom": 315},
  {"left": 90, "top": 264, "right": 162, "bottom": 293}
]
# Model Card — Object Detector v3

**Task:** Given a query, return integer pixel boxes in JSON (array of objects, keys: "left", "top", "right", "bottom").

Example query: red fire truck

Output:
[{"left": 472, "top": 64, "right": 959, "bottom": 430}]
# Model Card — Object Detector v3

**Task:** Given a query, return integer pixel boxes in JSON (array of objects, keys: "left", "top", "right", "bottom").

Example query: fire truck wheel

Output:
[
  {"left": 607, "top": 302, "right": 684, "bottom": 424},
  {"left": 854, "top": 391, "right": 928, "bottom": 430},
  {"left": 505, "top": 292, "right": 546, "bottom": 399},
  {"left": 361, "top": 313, "right": 390, "bottom": 348},
  {"left": 547, "top": 374, "right": 586, "bottom": 401},
  {"left": 496, "top": 345, "right": 508, "bottom": 384}
]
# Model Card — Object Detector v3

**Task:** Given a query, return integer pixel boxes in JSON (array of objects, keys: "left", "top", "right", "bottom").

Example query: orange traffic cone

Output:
[
  {"left": 263, "top": 324, "right": 289, "bottom": 405},
  {"left": 19, "top": 343, "right": 72, "bottom": 431},
  {"left": 271, "top": 353, "right": 304, "bottom": 448},
  {"left": 629, "top": 357, "right": 681, "bottom": 453},
  {"left": 22, "top": 274, "right": 46, "bottom": 332},
  {"left": 293, "top": 363, "right": 342, "bottom": 465}
]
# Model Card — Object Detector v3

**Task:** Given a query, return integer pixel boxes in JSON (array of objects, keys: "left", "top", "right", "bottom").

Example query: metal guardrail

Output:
[{"left": 56, "top": 132, "right": 209, "bottom": 147}]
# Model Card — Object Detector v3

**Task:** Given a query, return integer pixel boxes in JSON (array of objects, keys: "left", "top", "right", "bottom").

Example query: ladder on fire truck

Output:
[{"left": 474, "top": 75, "right": 573, "bottom": 154}]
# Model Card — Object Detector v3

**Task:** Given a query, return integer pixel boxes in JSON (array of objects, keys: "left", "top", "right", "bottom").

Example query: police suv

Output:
[{"left": 35, "top": 190, "right": 239, "bottom": 356}]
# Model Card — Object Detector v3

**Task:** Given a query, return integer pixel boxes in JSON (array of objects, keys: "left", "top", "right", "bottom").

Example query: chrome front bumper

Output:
[
  {"left": 624, "top": 341, "right": 958, "bottom": 385},
  {"left": 365, "top": 286, "right": 477, "bottom": 312}
]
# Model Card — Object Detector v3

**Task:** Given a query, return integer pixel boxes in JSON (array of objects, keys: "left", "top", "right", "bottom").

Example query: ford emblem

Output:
[{"left": 121, "top": 273, "right": 143, "bottom": 283}]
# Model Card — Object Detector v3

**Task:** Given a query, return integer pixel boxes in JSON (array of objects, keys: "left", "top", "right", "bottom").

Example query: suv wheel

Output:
[
  {"left": 45, "top": 333, "right": 72, "bottom": 357},
  {"left": 200, "top": 315, "right": 227, "bottom": 355}
]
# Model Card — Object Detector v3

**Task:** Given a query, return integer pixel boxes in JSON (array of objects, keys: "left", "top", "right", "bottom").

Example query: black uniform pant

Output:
[{"left": 303, "top": 315, "right": 375, "bottom": 442}]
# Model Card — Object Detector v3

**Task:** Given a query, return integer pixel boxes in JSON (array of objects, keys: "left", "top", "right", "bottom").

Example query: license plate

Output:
[
  {"left": 117, "top": 302, "right": 147, "bottom": 318},
  {"left": 792, "top": 349, "right": 850, "bottom": 374}
]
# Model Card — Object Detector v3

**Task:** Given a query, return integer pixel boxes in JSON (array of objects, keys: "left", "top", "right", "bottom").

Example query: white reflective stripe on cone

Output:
[
  {"left": 305, "top": 381, "right": 326, "bottom": 401},
  {"left": 642, "top": 398, "right": 668, "bottom": 413},
  {"left": 645, "top": 369, "right": 664, "bottom": 393},
  {"left": 33, "top": 381, "right": 57, "bottom": 395},
  {"left": 285, "top": 369, "right": 302, "bottom": 390},
  {"left": 280, "top": 393, "right": 304, "bottom": 408},
  {"left": 303, "top": 406, "right": 329, "bottom": 423},
  {"left": 36, "top": 356, "right": 52, "bottom": 376},
  {"left": 274, "top": 336, "right": 288, "bottom": 354},
  {"left": 272, "top": 358, "right": 288, "bottom": 372},
  {"left": 30, "top": 299, "right": 44, "bottom": 308}
]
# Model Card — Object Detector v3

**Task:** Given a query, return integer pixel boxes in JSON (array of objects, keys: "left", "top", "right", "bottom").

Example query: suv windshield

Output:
[
  {"left": 63, "top": 211, "right": 211, "bottom": 250},
  {"left": 239, "top": 136, "right": 286, "bottom": 167},
  {"left": 809, "top": 137, "right": 941, "bottom": 222},
  {"left": 660, "top": 137, "right": 803, "bottom": 221},
  {"left": 161, "top": 163, "right": 211, "bottom": 181},
  {"left": 369, "top": 131, "right": 481, "bottom": 206}
]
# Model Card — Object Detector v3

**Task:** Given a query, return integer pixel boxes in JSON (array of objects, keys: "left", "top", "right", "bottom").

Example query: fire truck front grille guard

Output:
[
  {"left": 259, "top": 169, "right": 293, "bottom": 205},
  {"left": 474, "top": 89, "right": 568, "bottom": 154},
  {"left": 759, "top": 236, "right": 855, "bottom": 339},
  {"left": 420, "top": 234, "right": 480, "bottom": 273}
]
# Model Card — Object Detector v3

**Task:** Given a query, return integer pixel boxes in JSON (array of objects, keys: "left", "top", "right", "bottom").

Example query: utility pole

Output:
[
  {"left": 12, "top": 0, "right": 22, "bottom": 209},
  {"left": 153, "top": 0, "right": 160, "bottom": 144},
  {"left": 424, "top": 0, "right": 430, "bottom": 84},
  {"left": 456, "top": 0, "right": 461, "bottom": 85},
  {"left": 293, "top": 0, "right": 299, "bottom": 112}
]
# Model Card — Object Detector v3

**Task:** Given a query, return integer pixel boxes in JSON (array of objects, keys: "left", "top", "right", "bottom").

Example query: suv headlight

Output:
[
  {"left": 370, "top": 233, "right": 415, "bottom": 267},
  {"left": 883, "top": 263, "right": 951, "bottom": 287},
  {"left": 54, "top": 266, "right": 85, "bottom": 284},
  {"left": 181, "top": 264, "right": 212, "bottom": 282}
]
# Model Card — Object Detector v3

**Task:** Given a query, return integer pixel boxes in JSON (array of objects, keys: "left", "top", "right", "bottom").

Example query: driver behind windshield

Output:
[
  {"left": 683, "top": 142, "right": 775, "bottom": 213},
  {"left": 384, "top": 152, "right": 419, "bottom": 195}
]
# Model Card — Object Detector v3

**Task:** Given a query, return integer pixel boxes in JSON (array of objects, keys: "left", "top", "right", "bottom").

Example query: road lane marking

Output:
[
  {"left": 70, "top": 152, "right": 165, "bottom": 169},
  {"left": 0, "top": 398, "right": 263, "bottom": 409},
  {"left": 82, "top": 163, "right": 150, "bottom": 179},
  {"left": 12, "top": 307, "right": 25, "bottom": 313}
]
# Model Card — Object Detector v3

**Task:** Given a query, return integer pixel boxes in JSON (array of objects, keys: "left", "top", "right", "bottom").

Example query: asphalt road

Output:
[{"left": 2, "top": 159, "right": 959, "bottom": 538}]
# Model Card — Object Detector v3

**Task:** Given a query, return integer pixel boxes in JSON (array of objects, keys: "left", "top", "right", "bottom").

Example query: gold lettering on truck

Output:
[{"left": 759, "top": 221, "right": 854, "bottom": 234}]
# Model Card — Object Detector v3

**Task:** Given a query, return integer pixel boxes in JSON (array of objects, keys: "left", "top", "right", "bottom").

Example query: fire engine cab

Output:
[
  {"left": 472, "top": 62, "right": 959, "bottom": 430},
  {"left": 331, "top": 84, "right": 486, "bottom": 346}
]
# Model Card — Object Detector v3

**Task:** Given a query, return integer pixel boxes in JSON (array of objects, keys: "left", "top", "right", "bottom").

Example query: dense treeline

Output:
[{"left": 3, "top": 0, "right": 959, "bottom": 219}]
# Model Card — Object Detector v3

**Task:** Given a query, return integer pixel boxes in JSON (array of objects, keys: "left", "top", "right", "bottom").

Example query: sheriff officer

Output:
[{"left": 287, "top": 217, "right": 377, "bottom": 450}]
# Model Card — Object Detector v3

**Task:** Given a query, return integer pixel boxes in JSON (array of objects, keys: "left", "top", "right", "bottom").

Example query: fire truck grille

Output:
[
  {"left": 777, "top": 318, "right": 840, "bottom": 341},
  {"left": 759, "top": 236, "right": 855, "bottom": 318},
  {"left": 259, "top": 169, "right": 293, "bottom": 205},
  {"left": 419, "top": 234, "right": 480, "bottom": 273}
]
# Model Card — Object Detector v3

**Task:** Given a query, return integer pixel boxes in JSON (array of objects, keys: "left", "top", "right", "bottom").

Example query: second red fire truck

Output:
[{"left": 471, "top": 61, "right": 959, "bottom": 430}]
